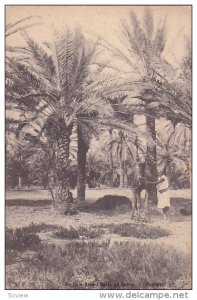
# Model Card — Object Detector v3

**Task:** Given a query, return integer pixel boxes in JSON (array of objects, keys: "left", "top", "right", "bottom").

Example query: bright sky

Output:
[{"left": 6, "top": 5, "right": 191, "bottom": 65}]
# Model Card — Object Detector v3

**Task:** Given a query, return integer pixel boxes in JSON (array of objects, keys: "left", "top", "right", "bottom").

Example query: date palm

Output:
[
  {"left": 95, "top": 10, "right": 168, "bottom": 202},
  {"left": 157, "top": 131, "right": 190, "bottom": 188},
  {"left": 6, "top": 28, "right": 114, "bottom": 208},
  {"left": 98, "top": 9, "right": 191, "bottom": 203},
  {"left": 156, "top": 121, "right": 191, "bottom": 188},
  {"left": 103, "top": 129, "right": 145, "bottom": 188}
]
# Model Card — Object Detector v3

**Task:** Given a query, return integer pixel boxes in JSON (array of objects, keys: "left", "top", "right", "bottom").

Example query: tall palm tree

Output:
[
  {"left": 107, "top": 128, "right": 114, "bottom": 187},
  {"left": 98, "top": 9, "right": 191, "bottom": 203},
  {"left": 6, "top": 28, "right": 114, "bottom": 208},
  {"left": 94, "top": 10, "right": 167, "bottom": 202}
]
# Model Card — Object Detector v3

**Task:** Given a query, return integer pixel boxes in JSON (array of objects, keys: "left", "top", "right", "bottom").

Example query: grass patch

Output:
[
  {"left": 53, "top": 226, "right": 105, "bottom": 240},
  {"left": 7, "top": 223, "right": 62, "bottom": 234},
  {"left": 6, "top": 240, "right": 191, "bottom": 289},
  {"left": 53, "top": 226, "right": 79, "bottom": 239},
  {"left": 6, "top": 223, "right": 105, "bottom": 243},
  {"left": 105, "top": 223, "right": 170, "bottom": 239}
]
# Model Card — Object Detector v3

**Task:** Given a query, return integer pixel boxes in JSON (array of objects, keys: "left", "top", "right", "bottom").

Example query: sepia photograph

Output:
[{"left": 5, "top": 5, "right": 192, "bottom": 290}]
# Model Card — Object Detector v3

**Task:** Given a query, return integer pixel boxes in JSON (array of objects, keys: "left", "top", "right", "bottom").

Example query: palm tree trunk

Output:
[
  {"left": 119, "top": 160, "right": 125, "bottom": 188},
  {"left": 18, "top": 175, "right": 22, "bottom": 189},
  {"left": 123, "top": 162, "right": 128, "bottom": 188},
  {"left": 108, "top": 154, "right": 114, "bottom": 187},
  {"left": 146, "top": 114, "right": 157, "bottom": 205},
  {"left": 49, "top": 128, "right": 73, "bottom": 211},
  {"left": 77, "top": 127, "right": 89, "bottom": 202},
  {"left": 108, "top": 129, "right": 114, "bottom": 187}
]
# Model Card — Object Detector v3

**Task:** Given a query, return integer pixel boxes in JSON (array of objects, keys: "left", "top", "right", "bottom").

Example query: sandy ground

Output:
[
  {"left": 6, "top": 187, "right": 191, "bottom": 201},
  {"left": 6, "top": 188, "right": 192, "bottom": 259}
]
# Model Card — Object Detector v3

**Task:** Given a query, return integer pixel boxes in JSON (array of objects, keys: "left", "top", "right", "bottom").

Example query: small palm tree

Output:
[
  {"left": 157, "top": 123, "right": 191, "bottom": 188},
  {"left": 102, "top": 129, "right": 145, "bottom": 188},
  {"left": 6, "top": 132, "right": 25, "bottom": 189},
  {"left": 6, "top": 129, "right": 39, "bottom": 189}
]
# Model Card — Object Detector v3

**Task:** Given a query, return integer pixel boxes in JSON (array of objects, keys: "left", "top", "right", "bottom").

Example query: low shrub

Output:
[
  {"left": 78, "top": 227, "right": 105, "bottom": 239},
  {"left": 23, "top": 222, "right": 61, "bottom": 233},
  {"left": 6, "top": 227, "right": 41, "bottom": 252},
  {"left": 53, "top": 226, "right": 79, "bottom": 239},
  {"left": 6, "top": 223, "right": 62, "bottom": 235},
  {"left": 108, "top": 223, "right": 169, "bottom": 239},
  {"left": 53, "top": 226, "right": 105, "bottom": 239}
]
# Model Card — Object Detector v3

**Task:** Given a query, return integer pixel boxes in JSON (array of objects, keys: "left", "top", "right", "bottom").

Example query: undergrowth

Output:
[{"left": 6, "top": 240, "right": 191, "bottom": 290}]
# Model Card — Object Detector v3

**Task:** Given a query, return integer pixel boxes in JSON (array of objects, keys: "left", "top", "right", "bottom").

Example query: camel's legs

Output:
[
  {"left": 144, "top": 190, "right": 149, "bottom": 220},
  {"left": 136, "top": 191, "right": 142, "bottom": 211},
  {"left": 131, "top": 193, "right": 136, "bottom": 219},
  {"left": 131, "top": 190, "right": 141, "bottom": 219}
]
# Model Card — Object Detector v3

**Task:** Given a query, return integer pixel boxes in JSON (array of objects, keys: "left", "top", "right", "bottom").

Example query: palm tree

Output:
[
  {"left": 107, "top": 128, "right": 114, "bottom": 187},
  {"left": 6, "top": 28, "right": 114, "bottom": 209},
  {"left": 102, "top": 129, "right": 145, "bottom": 188},
  {"left": 156, "top": 118, "right": 191, "bottom": 182},
  {"left": 6, "top": 129, "right": 41, "bottom": 189},
  {"left": 98, "top": 9, "right": 191, "bottom": 203},
  {"left": 94, "top": 10, "right": 167, "bottom": 202},
  {"left": 86, "top": 146, "right": 107, "bottom": 187},
  {"left": 76, "top": 119, "right": 101, "bottom": 201},
  {"left": 6, "top": 133, "right": 24, "bottom": 189},
  {"left": 156, "top": 129, "right": 190, "bottom": 188},
  {"left": 6, "top": 25, "right": 121, "bottom": 209},
  {"left": 6, "top": 16, "right": 43, "bottom": 65}
]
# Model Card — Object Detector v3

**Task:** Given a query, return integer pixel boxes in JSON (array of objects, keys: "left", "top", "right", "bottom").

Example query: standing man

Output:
[{"left": 156, "top": 171, "right": 171, "bottom": 221}]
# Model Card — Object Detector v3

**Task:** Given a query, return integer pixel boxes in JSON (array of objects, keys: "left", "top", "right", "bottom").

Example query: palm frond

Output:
[
  {"left": 6, "top": 16, "right": 42, "bottom": 37},
  {"left": 152, "top": 20, "right": 166, "bottom": 55},
  {"left": 54, "top": 29, "right": 75, "bottom": 99},
  {"left": 77, "top": 96, "right": 114, "bottom": 119},
  {"left": 143, "top": 9, "right": 154, "bottom": 40},
  {"left": 22, "top": 32, "right": 57, "bottom": 84},
  {"left": 98, "top": 39, "right": 137, "bottom": 69},
  {"left": 6, "top": 58, "right": 41, "bottom": 94},
  {"left": 70, "top": 33, "right": 96, "bottom": 93}
]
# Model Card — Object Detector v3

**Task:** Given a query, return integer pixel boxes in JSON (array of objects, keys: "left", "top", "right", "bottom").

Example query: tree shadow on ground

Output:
[
  {"left": 78, "top": 195, "right": 132, "bottom": 215},
  {"left": 170, "top": 198, "right": 192, "bottom": 216},
  {"left": 6, "top": 199, "right": 53, "bottom": 207}
]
